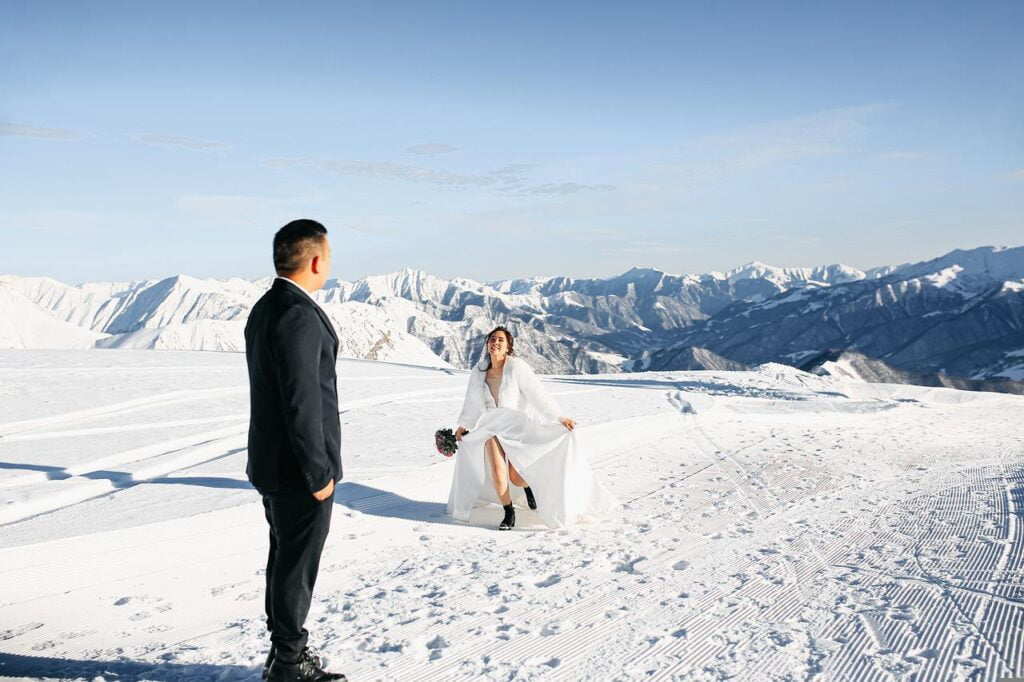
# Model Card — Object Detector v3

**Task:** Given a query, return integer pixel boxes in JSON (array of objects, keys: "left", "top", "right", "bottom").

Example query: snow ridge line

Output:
[
  {"left": 0, "top": 436, "right": 247, "bottom": 526},
  {"left": 0, "top": 424, "right": 249, "bottom": 490},
  {"left": 0, "top": 415, "right": 248, "bottom": 442},
  {"left": 0, "top": 382, "right": 474, "bottom": 440},
  {"left": 0, "top": 387, "right": 466, "bottom": 527},
  {"left": 0, "top": 387, "right": 245, "bottom": 437}
]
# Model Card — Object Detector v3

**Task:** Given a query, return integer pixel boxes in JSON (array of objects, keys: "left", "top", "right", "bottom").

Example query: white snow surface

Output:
[
  {"left": 815, "top": 358, "right": 864, "bottom": 382},
  {"left": 721, "top": 261, "right": 867, "bottom": 288},
  {"left": 0, "top": 284, "right": 108, "bottom": 349},
  {"left": 96, "top": 319, "right": 248, "bottom": 352},
  {"left": 1, "top": 350, "right": 1023, "bottom": 680},
  {"left": 893, "top": 245, "right": 1024, "bottom": 283}
]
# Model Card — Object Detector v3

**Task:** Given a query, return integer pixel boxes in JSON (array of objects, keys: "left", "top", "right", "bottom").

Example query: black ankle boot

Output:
[
  {"left": 524, "top": 486, "right": 537, "bottom": 510},
  {"left": 499, "top": 503, "right": 515, "bottom": 530}
]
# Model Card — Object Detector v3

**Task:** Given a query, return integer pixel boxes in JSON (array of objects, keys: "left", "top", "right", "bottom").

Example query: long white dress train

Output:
[{"left": 446, "top": 356, "right": 618, "bottom": 529}]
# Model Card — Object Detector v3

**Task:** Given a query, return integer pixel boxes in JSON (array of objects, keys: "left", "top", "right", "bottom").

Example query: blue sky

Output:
[{"left": 1, "top": 1, "right": 1021, "bottom": 284}]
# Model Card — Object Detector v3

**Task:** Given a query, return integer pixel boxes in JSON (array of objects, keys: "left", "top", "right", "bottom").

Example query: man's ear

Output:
[{"left": 311, "top": 255, "right": 322, "bottom": 275}]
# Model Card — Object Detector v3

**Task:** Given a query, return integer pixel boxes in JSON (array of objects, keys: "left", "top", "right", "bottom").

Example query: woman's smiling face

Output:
[{"left": 487, "top": 332, "right": 509, "bottom": 357}]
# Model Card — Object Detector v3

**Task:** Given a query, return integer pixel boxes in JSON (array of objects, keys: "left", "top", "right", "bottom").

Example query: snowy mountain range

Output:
[{"left": 2, "top": 245, "right": 1022, "bottom": 387}]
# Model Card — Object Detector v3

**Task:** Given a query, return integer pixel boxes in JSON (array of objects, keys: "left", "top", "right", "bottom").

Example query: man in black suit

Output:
[{"left": 245, "top": 219, "right": 345, "bottom": 682}]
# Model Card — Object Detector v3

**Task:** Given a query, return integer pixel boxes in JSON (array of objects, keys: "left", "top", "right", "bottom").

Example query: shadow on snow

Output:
[{"left": 0, "top": 652, "right": 254, "bottom": 680}]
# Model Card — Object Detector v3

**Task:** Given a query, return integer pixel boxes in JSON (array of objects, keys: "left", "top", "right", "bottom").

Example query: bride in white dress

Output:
[{"left": 447, "top": 326, "right": 618, "bottom": 530}]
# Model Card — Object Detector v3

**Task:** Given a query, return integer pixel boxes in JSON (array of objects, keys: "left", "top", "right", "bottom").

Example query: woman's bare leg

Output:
[
  {"left": 486, "top": 437, "right": 511, "bottom": 505},
  {"left": 491, "top": 432, "right": 532, "bottom": 485},
  {"left": 508, "top": 462, "right": 528, "bottom": 488},
  {"left": 494, "top": 438, "right": 528, "bottom": 487}
]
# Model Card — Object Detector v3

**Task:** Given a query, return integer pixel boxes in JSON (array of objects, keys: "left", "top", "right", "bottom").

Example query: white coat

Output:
[{"left": 456, "top": 355, "right": 563, "bottom": 431}]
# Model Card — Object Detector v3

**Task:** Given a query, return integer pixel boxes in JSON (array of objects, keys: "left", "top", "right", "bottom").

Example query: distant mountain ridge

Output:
[
  {"left": 671, "top": 246, "right": 1024, "bottom": 383},
  {"left": 2, "top": 245, "right": 1022, "bottom": 390},
  {"left": 800, "top": 349, "right": 1024, "bottom": 395}
]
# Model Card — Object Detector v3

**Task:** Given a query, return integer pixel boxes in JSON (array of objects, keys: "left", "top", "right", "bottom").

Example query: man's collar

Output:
[{"left": 275, "top": 276, "right": 315, "bottom": 301}]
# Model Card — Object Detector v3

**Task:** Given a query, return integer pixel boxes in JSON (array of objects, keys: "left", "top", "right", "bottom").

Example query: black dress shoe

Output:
[
  {"left": 265, "top": 646, "right": 323, "bottom": 679},
  {"left": 499, "top": 503, "right": 515, "bottom": 530},
  {"left": 266, "top": 647, "right": 345, "bottom": 681},
  {"left": 524, "top": 486, "right": 537, "bottom": 510}
]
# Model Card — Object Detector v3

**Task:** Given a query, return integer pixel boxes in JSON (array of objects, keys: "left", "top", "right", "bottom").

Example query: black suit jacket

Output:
[{"left": 245, "top": 278, "right": 341, "bottom": 494}]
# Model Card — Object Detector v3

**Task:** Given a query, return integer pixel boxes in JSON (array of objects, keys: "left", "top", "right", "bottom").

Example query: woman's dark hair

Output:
[{"left": 478, "top": 326, "right": 515, "bottom": 371}]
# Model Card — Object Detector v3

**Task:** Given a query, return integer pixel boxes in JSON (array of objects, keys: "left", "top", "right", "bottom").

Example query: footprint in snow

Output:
[
  {"left": 535, "top": 574, "right": 562, "bottom": 588},
  {"left": 615, "top": 556, "right": 647, "bottom": 573},
  {"left": 425, "top": 635, "right": 448, "bottom": 661},
  {"left": 540, "top": 620, "right": 572, "bottom": 636},
  {"left": 1, "top": 623, "right": 44, "bottom": 641}
]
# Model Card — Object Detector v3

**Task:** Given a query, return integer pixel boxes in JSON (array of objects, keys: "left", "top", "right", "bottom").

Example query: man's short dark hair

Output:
[{"left": 273, "top": 219, "right": 327, "bottom": 275}]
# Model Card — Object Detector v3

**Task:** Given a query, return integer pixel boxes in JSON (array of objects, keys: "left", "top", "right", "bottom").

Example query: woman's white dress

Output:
[{"left": 446, "top": 356, "right": 618, "bottom": 529}]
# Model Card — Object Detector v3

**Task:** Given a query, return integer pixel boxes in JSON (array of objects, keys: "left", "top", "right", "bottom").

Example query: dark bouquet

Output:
[{"left": 434, "top": 428, "right": 464, "bottom": 457}]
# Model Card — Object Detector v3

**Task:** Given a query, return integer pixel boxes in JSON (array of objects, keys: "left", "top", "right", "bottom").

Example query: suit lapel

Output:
[{"left": 312, "top": 301, "right": 340, "bottom": 351}]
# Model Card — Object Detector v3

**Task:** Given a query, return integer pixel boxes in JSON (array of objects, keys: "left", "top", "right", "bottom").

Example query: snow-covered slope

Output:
[
  {"left": 95, "top": 300, "right": 451, "bottom": 368},
  {"left": 321, "top": 301, "right": 454, "bottom": 368},
  {"left": 0, "top": 283, "right": 108, "bottom": 349},
  {"left": 801, "top": 349, "right": 1024, "bottom": 395},
  {"left": 633, "top": 345, "right": 750, "bottom": 372},
  {"left": 97, "top": 319, "right": 247, "bottom": 352},
  {"left": 0, "top": 275, "right": 146, "bottom": 332},
  {"left": 1, "top": 350, "right": 1022, "bottom": 679},
  {"left": 889, "top": 245, "right": 1024, "bottom": 284}
]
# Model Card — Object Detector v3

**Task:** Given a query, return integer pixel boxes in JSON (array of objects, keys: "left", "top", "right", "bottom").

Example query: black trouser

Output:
[{"left": 262, "top": 484, "right": 334, "bottom": 663}]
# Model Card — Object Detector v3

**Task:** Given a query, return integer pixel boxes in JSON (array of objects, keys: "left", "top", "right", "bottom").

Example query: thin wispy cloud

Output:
[
  {"left": 877, "top": 151, "right": 928, "bottom": 161},
  {"left": 0, "top": 123, "right": 84, "bottom": 140},
  {"left": 519, "top": 182, "right": 616, "bottom": 195},
  {"left": 637, "top": 104, "right": 888, "bottom": 194},
  {"left": 0, "top": 209, "right": 109, "bottom": 235},
  {"left": 1010, "top": 169, "right": 1024, "bottom": 182},
  {"left": 491, "top": 164, "right": 542, "bottom": 177},
  {"left": 442, "top": 205, "right": 625, "bottom": 242},
  {"left": 177, "top": 191, "right": 327, "bottom": 226},
  {"left": 265, "top": 157, "right": 497, "bottom": 187},
  {"left": 614, "top": 240, "right": 694, "bottom": 255},
  {"left": 489, "top": 163, "right": 542, "bottom": 189},
  {"left": 322, "top": 212, "right": 406, "bottom": 236},
  {"left": 551, "top": 226, "right": 623, "bottom": 240},
  {"left": 265, "top": 157, "right": 613, "bottom": 196},
  {"left": 136, "top": 134, "right": 230, "bottom": 151},
  {"left": 716, "top": 105, "right": 884, "bottom": 165},
  {"left": 405, "top": 143, "right": 460, "bottom": 155}
]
